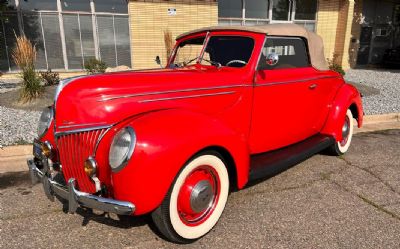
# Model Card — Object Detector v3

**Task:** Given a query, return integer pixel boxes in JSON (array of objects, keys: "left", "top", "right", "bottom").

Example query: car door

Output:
[{"left": 249, "top": 36, "right": 322, "bottom": 154}]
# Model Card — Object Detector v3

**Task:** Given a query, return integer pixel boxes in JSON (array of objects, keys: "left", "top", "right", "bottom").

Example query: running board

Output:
[{"left": 249, "top": 134, "right": 335, "bottom": 182}]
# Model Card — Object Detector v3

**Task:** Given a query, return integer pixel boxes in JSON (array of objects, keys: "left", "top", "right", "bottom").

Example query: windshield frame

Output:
[
  {"left": 168, "top": 32, "right": 208, "bottom": 68},
  {"left": 170, "top": 31, "right": 257, "bottom": 69}
]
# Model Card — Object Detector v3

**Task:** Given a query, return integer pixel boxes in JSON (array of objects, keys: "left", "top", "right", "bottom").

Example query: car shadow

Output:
[
  {"left": 244, "top": 150, "right": 335, "bottom": 190},
  {"left": 61, "top": 204, "right": 169, "bottom": 240},
  {"left": 60, "top": 205, "right": 151, "bottom": 229}
]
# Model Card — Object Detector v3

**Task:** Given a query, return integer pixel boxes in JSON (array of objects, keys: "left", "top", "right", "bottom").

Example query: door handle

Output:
[{"left": 309, "top": 83, "right": 318, "bottom": 90}]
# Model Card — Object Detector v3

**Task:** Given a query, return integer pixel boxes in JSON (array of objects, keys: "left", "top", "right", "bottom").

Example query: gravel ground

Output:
[
  {"left": 0, "top": 106, "right": 40, "bottom": 147},
  {"left": 0, "top": 80, "right": 40, "bottom": 147},
  {"left": 345, "top": 69, "right": 400, "bottom": 115}
]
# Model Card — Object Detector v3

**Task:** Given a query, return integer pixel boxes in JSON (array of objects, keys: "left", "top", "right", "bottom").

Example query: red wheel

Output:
[{"left": 151, "top": 152, "right": 229, "bottom": 243}]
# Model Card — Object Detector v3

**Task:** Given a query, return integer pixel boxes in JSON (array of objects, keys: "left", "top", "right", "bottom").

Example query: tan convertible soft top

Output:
[{"left": 177, "top": 24, "right": 329, "bottom": 71}]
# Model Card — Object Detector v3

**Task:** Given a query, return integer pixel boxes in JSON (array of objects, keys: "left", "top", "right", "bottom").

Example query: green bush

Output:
[
  {"left": 84, "top": 58, "right": 107, "bottom": 74},
  {"left": 327, "top": 54, "right": 346, "bottom": 76},
  {"left": 20, "top": 65, "right": 43, "bottom": 101},
  {"left": 40, "top": 69, "right": 60, "bottom": 86}
]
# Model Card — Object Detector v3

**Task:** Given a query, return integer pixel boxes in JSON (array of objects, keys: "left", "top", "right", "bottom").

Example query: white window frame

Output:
[{"left": 218, "top": 0, "right": 318, "bottom": 32}]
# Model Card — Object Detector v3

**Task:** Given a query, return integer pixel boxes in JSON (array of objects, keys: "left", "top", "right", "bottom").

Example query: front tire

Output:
[
  {"left": 328, "top": 109, "right": 354, "bottom": 155},
  {"left": 151, "top": 152, "right": 229, "bottom": 243}
]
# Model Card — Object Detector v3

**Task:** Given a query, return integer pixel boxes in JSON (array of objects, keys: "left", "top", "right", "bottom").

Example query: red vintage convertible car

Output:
[{"left": 28, "top": 24, "right": 363, "bottom": 243}]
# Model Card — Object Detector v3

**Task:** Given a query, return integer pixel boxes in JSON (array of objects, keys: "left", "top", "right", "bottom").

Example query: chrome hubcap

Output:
[
  {"left": 190, "top": 180, "right": 214, "bottom": 213},
  {"left": 341, "top": 116, "right": 350, "bottom": 146}
]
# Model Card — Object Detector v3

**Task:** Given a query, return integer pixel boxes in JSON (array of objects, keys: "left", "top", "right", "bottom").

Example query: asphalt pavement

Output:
[{"left": 1, "top": 129, "right": 399, "bottom": 249}]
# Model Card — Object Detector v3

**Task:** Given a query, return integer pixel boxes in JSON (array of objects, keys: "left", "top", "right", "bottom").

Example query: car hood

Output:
[{"left": 54, "top": 66, "right": 248, "bottom": 131}]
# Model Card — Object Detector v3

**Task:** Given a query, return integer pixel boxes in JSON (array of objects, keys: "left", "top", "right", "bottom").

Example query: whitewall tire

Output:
[
  {"left": 152, "top": 152, "right": 229, "bottom": 243},
  {"left": 328, "top": 109, "right": 354, "bottom": 155}
]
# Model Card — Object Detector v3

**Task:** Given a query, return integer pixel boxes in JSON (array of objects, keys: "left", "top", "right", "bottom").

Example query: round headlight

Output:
[
  {"left": 109, "top": 127, "right": 136, "bottom": 172},
  {"left": 37, "top": 107, "right": 53, "bottom": 138}
]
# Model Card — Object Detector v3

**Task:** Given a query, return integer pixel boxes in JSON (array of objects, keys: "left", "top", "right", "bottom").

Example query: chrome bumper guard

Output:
[{"left": 27, "top": 159, "right": 135, "bottom": 216}]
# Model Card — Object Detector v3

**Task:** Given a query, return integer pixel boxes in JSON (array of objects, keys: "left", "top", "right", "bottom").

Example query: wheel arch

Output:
[
  {"left": 196, "top": 146, "right": 238, "bottom": 191},
  {"left": 321, "top": 83, "right": 363, "bottom": 141},
  {"left": 349, "top": 102, "right": 361, "bottom": 126}
]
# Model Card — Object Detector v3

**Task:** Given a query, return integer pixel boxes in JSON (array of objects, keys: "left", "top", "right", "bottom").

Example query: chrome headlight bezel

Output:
[
  {"left": 109, "top": 127, "right": 136, "bottom": 172},
  {"left": 37, "top": 107, "right": 54, "bottom": 138}
]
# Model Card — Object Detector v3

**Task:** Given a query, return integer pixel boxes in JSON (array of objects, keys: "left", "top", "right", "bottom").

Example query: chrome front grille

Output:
[{"left": 56, "top": 128, "right": 108, "bottom": 193}]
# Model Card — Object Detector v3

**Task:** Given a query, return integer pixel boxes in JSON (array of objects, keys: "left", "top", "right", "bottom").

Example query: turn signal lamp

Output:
[
  {"left": 41, "top": 141, "right": 53, "bottom": 158},
  {"left": 84, "top": 157, "right": 97, "bottom": 177}
]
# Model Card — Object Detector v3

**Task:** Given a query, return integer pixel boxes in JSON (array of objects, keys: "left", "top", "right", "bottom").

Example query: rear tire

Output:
[
  {"left": 327, "top": 109, "right": 354, "bottom": 156},
  {"left": 151, "top": 152, "right": 229, "bottom": 243}
]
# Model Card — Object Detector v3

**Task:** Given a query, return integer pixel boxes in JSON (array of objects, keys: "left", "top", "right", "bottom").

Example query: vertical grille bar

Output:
[{"left": 57, "top": 128, "right": 106, "bottom": 193}]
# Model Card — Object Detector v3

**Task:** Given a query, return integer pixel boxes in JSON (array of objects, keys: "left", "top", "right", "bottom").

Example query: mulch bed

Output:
[{"left": 0, "top": 85, "right": 56, "bottom": 111}]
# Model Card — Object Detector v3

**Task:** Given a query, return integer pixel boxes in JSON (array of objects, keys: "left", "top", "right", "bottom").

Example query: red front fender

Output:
[
  {"left": 321, "top": 83, "right": 363, "bottom": 141},
  {"left": 108, "top": 109, "right": 249, "bottom": 215}
]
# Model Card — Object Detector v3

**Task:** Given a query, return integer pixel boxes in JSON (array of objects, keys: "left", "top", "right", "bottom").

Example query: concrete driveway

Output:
[{"left": 1, "top": 129, "right": 399, "bottom": 249}]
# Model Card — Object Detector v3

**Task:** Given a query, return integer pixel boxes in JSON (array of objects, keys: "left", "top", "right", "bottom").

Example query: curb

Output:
[
  {"left": 363, "top": 113, "right": 400, "bottom": 124},
  {"left": 0, "top": 113, "right": 399, "bottom": 175}
]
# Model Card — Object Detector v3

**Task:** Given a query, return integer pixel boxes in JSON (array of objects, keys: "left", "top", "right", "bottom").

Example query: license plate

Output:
[{"left": 33, "top": 140, "right": 43, "bottom": 159}]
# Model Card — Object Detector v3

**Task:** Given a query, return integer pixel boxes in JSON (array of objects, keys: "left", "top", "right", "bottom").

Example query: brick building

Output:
[{"left": 1, "top": 0, "right": 399, "bottom": 72}]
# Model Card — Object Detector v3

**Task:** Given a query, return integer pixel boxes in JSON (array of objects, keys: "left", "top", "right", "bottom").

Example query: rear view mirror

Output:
[
  {"left": 266, "top": 53, "right": 279, "bottom": 66},
  {"left": 155, "top": 56, "right": 162, "bottom": 68}
]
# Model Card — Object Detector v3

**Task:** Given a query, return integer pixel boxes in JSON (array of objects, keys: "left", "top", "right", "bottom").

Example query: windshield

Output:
[{"left": 172, "top": 35, "right": 255, "bottom": 68}]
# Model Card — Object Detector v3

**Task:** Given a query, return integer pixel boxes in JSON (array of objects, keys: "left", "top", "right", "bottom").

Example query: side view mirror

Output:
[
  {"left": 266, "top": 53, "right": 279, "bottom": 66},
  {"left": 155, "top": 55, "right": 162, "bottom": 68}
]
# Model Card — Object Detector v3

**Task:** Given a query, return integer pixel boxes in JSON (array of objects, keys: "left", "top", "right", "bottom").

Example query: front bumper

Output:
[{"left": 27, "top": 159, "right": 135, "bottom": 216}]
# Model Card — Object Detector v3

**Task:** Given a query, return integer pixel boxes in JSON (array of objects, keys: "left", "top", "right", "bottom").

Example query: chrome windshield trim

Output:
[
  {"left": 255, "top": 76, "right": 340, "bottom": 87},
  {"left": 198, "top": 31, "right": 210, "bottom": 64},
  {"left": 139, "top": 91, "right": 236, "bottom": 103},
  {"left": 55, "top": 125, "right": 113, "bottom": 137},
  {"left": 98, "top": 84, "right": 248, "bottom": 102}
]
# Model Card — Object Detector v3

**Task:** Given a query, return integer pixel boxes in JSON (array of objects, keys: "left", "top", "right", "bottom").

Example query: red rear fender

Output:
[{"left": 321, "top": 83, "right": 363, "bottom": 141}]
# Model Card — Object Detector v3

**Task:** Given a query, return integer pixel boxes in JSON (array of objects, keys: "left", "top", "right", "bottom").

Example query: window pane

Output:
[
  {"left": 246, "top": 0, "right": 269, "bottom": 19},
  {"left": 205, "top": 36, "right": 254, "bottom": 68},
  {"left": 79, "top": 14, "right": 96, "bottom": 65},
  {"left": 62, "top": 0, "right": 91, "bottom": 12},
  {"left": 218, "top": 0, "right": 243, "bottom": 18},
  {"left": 95, "top": 0, "right": 128, "bottom": 13},
  {"left": 2, "top": 13, "right": 21, "bottom": 71},
  {"left": 218, "top": 19, "right": 242, "bottom": 26},
  {"left": 272, "top": 0, "right": 290, "bottom": 21},
  {"left": 174, "top": 37, "right": 205, "bottom": 66},
  {"left": 0, "top": 19, "right": 9, "bottom": 71},
  {"left": 295, "top": 0, "right": 317, "bottom": 20},
  {"left": 41, "top": 13, "right": 64, "bottom": 69},
  {"left": 259, "top": 37, "right": 309, "bottom": 70},
  {"left": 245, "top": 20, "right": 269, "bottom": 26},
  {"left": 22, "top": 13, "right": 47, "bottom": 69},
  {"left": 20, "top": 0, "right": 57, "bottom": 11},
  {"left": 97, "top": 15, "right": 116, "bottom": 67},
  {"left": 63, "top": 14, "right": 83, "bottom": 69},
  {"left": 114, "top": 16, "right": 131, "bottom": 66}
]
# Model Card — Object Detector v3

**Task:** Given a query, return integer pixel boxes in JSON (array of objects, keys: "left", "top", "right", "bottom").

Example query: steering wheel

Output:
[{"left": 226, "top": 60, "right": 247, "bottom": 67}]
